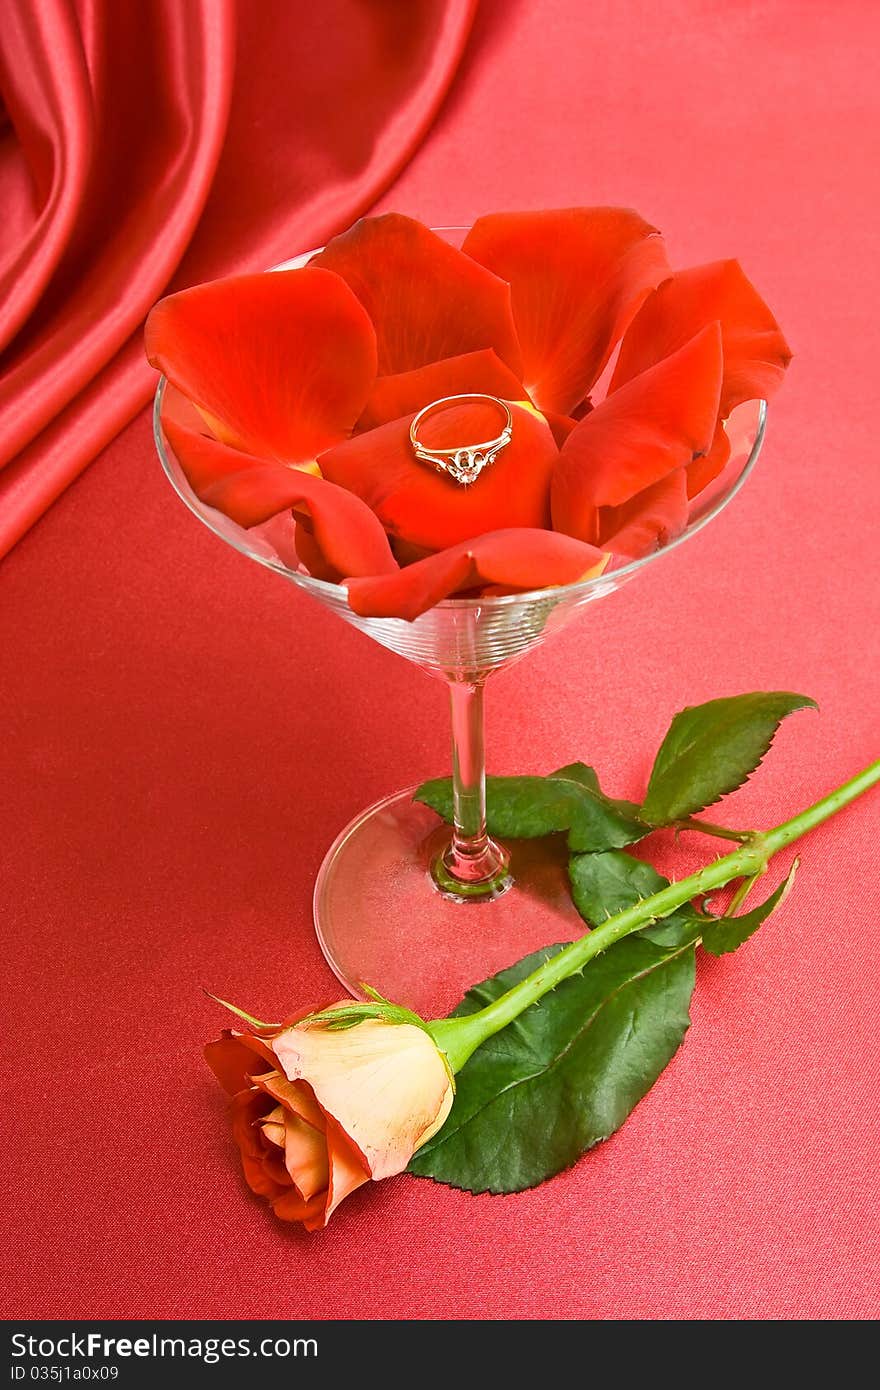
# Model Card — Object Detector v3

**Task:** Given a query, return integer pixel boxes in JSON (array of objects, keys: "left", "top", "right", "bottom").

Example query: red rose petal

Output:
[
  {"left": 551, "top": 324, "right": 722, "bottom": 544},
  {"left": 250, "top": 511, "right": 301, "bottom": 571},
  {"left": 293, "top": 520, "right": 341, "bottom": 582},
  {"left": 320, "top": 399, "right": 557, "bottom": 552},
  {"left": 163, "top": 421, "right": 397, "bottom": 577},
  {"left": 358, "top": 350, "right": 525, "bottom": 431},
  {"left": 685, "top": 421, "right": 732, "bottom": 499},
  {"left": 146, "top": 267, "right": 377, "bottom": 462},
  {"left": 463, "top": 208, "right": 671, "bottom": 414},
  {"left": 312, "top": 213, "right": 522, "bottom": 377},
  {"left": 542, "top": 410, "right": 579, "bottom": 447},
  {"left": 610, "top": 259, "right": 791, "bottom": 416},
  {"left": 600, "top": 468, "right": 690, "bottom": 558},
  {"left": 346, "top": 529, "right": 608, "bottom": 621}
]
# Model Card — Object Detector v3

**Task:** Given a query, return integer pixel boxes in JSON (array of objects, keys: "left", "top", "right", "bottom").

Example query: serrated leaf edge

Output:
[
  {"left": 642, "top": 694, "right": 818, "bottom": 823},
  {"left": 410, "top": 941, "right": 696, "bottom": 1195}
]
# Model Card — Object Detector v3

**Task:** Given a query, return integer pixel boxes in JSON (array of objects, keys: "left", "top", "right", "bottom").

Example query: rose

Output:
[
  {"left": 202, "top": 730, "right": 880, "bottom": 1228},
  {"left": 205, "top": 1008, "right": 453, "bottom": 1230},
  {"left": 146, "top": 209, "right": 789, "bottom": 619}
]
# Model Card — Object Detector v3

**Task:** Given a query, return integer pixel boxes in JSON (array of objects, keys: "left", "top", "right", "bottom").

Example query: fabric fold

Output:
[
  {"left": 0, "top": 0, "right": 95, "bottom": 351},
  {"left": 0, "top": 0, "right": 237, "bottom": 470},
  {"left": 0, "top": 0, "right": 479, "bottom": 557}
]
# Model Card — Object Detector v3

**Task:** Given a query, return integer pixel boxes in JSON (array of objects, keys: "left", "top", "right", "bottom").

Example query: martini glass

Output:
[{"left": 153, "top": 242, "right": 766, "bottom": 1016}]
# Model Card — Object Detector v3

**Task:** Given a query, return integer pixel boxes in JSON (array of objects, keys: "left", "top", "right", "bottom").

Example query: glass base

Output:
[{"left": 313, "top": 786, "right": 586, "bottom": 1017}]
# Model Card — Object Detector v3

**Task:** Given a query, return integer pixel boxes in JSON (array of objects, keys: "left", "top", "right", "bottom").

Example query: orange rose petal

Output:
[
  {"left": 283, "top": 1113, "right": 331, "bottom": 1201},
  {"left": 600, "top": 468, "right": 690, "bottom": 557},
  {"left": 686, "top": 421, "right": 732, "bottom": 499},
  {"left": 551, "top": 323, "right": 723, "bottom": 543},
  {"left": 463, "top": 208, "right": 671, "bottom": 414},
  {"left": 204, "top": 1031, "right": 277, "bottom": 1096},
  {"left": 146, "top": 267, "right": 377, "bottom": 462},
  {"left": 320, "top": 400, "right": 557, "bottom": 552},
  {"left": 414, "top": 1079, "right": 455, "bottom": 1149},
  {"left": 346, "top": 529, "right": 608, "bottom": 621},
  {"left": 272, "top": 1020, "right": 453, "bottom": 1181},
  {"left": 312, "top": 213, "right": 522, "bottom": 377},
  {"left": 254, "top": 1071, "right": 326, "bottom": 1132},
  {"left": 357, "top": 350, "right": 526, "bottom": 432},
  {"left": 261, "top": 1148, "right": 293, "bottom": 1189},
  {"left": 162, "top": 422, "right": 398, "bottom": 577},
  {"left": 271, "top": 1188, "right": 327, "bottom": 1226},
  {"left": 321, "top": 1119, "right": 371, "bottom": 1225},
  {"left": 260, "top": 1105, "right": 287, "bottom": 1148},
  {"left": 610, "top": 258, "right": 791, "bottom": 416},
  {"left": 229, "top": 1089, "right": 289, "bottom": 1201}
]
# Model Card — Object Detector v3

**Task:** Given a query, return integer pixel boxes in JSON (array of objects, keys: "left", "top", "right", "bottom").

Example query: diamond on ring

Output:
[{"left": 409, "top": 394, "right": 513, "bottom": 485}]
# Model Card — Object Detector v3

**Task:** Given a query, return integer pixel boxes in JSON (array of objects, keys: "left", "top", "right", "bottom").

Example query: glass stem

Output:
[{"left": 433, "top": 678, "right": 511, "bottom": 898}]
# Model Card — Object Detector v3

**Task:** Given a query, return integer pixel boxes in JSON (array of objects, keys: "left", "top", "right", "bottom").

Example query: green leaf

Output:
[
  {"left": 701, "top": 860, "right": 798, "bottom": 956},
  {"left": 568, "top": 796, "right": 645, "bottom": 853},
  {"left": 568, "top": 848, "right": 702, "bottom": 947},
  {"left": 408, "top": 938, "right": 696, "bottom": 1194},
  {"left": 417, "top": 775, "right": 582, "bottom": 838},
  {"left": 569, "top": 847, "right": 667, "bottom": 920},
  {"left": 641, "top": 692, "right": 817, "bottom": 824},
  {"left": 548, "top": 764, "right": 647, "bottom": 847},
  {"left": 550, "top": 761, "right": 601, "bottom": 790},
  {"left": 569, "top": 847, "right": 798, "bottom": 956},
  {"left": 550, "top": 767, "right": 645, "bottom": 828},
  {"left": 416, "top": 772, "right": 647, "bottom": 853}
]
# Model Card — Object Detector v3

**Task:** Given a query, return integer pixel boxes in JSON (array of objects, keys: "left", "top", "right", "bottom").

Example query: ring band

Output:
[{"left": 409, "top": 393, "right": 513, "bottom": 485}]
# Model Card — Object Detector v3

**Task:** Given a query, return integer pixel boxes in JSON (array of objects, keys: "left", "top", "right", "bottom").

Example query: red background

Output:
[{"left": 2, "top": 0, "right": 879, "bottom": 1320}]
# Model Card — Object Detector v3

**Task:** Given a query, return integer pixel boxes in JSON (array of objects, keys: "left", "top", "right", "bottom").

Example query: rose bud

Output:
[{"left": 205, "top": 1006, "right": 454, "bottom": 1230}]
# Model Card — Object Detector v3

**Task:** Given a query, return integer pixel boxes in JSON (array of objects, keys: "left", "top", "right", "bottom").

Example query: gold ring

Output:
[{"left": 409, "top": 394, "right": 513, "bottom": 485}]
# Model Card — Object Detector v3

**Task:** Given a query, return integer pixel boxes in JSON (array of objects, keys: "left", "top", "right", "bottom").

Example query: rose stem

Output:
[
  {"left": 428, "top": 759, "right": 880, "bottom": 1072},
  {"left": 675, "top": 816, "right": 753, "bottom": 842}
]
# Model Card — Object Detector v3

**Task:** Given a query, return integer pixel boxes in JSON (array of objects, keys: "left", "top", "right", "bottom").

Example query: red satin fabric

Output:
[
  {"left": 0, "top": 0, "right": 477, "bottom": 555},
  {"left": 3, "top": 0, "right": 878, "bottom": 1325}
]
